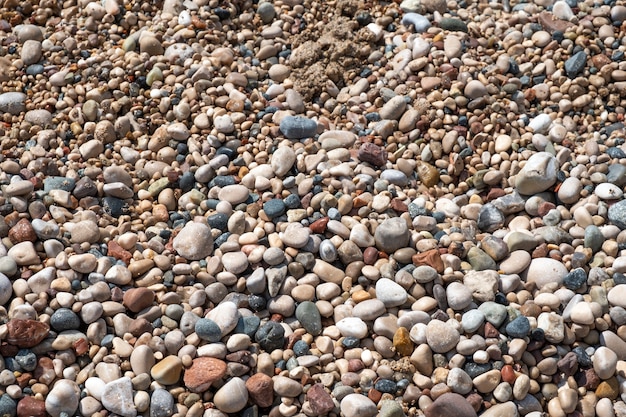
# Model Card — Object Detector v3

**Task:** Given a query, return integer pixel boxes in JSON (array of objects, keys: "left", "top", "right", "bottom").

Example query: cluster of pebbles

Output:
[{"left": 3, "top": 0, "right": 626, "bottom": 416}]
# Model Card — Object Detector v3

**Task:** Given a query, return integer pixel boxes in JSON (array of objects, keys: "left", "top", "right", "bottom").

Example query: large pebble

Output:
[
  {"left": 0, "top": 92, "right": 27, "bottom": 115},
  {"left": 213, "top": 377, "right": 248, "bottom": 413},
  {"left": 45, "top": 380, "right": 80, "bottom": 417},
  {"left": 172, "top": 222, "right": 213, "bottom": 260},
  {"left": 524, "top": 258, "right": 568, "bottom": 289},
  {"left": 515, "top": 152, "right": 558, "bottom": 195},
  {"left": 280, "top": 116, "right": 318, "bottom": 139},
  {"left": 340, "top": 394, "right": 377, "bottom": 417}
]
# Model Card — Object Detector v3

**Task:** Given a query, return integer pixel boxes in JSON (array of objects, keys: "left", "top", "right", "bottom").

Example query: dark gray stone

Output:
[
  {"left": 295, "top": 301, "right": 322, "bottom": 336},
  {"left": 279, "top": 116, "right": 317, "bottom": 139},
  {"left": 565, "top": 51, "right": 587, "bottom": 78}
]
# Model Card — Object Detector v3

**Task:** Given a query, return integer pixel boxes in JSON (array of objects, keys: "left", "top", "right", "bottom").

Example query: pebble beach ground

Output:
[{"left": 3, "top": 0, "right": 626, "bottom": 416}]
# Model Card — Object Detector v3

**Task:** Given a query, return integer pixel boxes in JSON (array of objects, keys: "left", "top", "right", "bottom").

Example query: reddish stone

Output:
[
  {"left": 575, "top": 368, "right": 600, "bottom": 390},
  {"left": 286, "top": 332, "right": 302, "bottom": 350},
  {"left": 352, "top": 196, "right": 369, "bottom": 209},
  {"left": 128, "top": 318, "right": 153, "bottom": 337},
  {"left": 591, "top": 54, "right": 611, "bottom": 70},
  {"left": 123, "top": 288, "right": 155, "bottom": 313},
  {"left": 16, "top": 373, "right": 32, "bottom": 388},
  {"left": 358, "top": 142, "right": 388, "bottom": 167},
  {"left": 300, "top": 193, "right": 313, "bottom": 210},
  {"left": 501, "top": 365, "right": 516, "bottom": 384},
  {"left": 0, "top": 343, "right": 18, "bottom": 356},
  {"left": 390, "top": 198, "right": 407, "bottom": 212},
  {"left": 6, "top": 319, "right": 49, "bottom": 348},
  {"left": 73, "top": 338, "right": 89, "bottom": 356},
  {"left": 538, "top": 11, "right": 574, "bottom": 33},
  {"left": 184, "top": 357, "right": 227, "bottom": 393},
  {"left": 531, "top": 243, "right": 549, "bottom": 258},
  {"left": 8, "top": 218, "right": 37, "bottom": 244},
  {"left": 226, "top": 350, "right": 251, "bottom": 364},
  {"left": 367, "top": 388, "right": 382, "bottom": 403},
  {"left": 483, "top": 322, "right": 500, "bottom": 338},
  {"left": 108, "top": 240, "right": 132, "bottom": 264},
  {"left": 309, "top": 217, "right": 329, "bottom": 234},
  {"left": 17, "top": 396, "right": 46, "bottom": 417},
  {"left": 347, "top": 359, "right": 365, "bottom": 372},
  {"left": 245, "top": 373, "right": 274, "bottom": 408},
  {"left": 307, "top": 383, "right": 334, "bottom": 415},
  {"left": 486, "top": 188, "right": 506, "bottom": 201},
  {"left": 537, "top": 202, "right": 556, "bottom": 217},
  {"left": 363, "top": 247, "right": 378, "bottom": 265},
  {"left": 557, "top": 351, "right": 578, "bottom": 376},
  {"left": 465, "top": 393, "right": 483, "bottom": 413},
  {"left": 412, "top": 249, "right": 444, "bottom": 273},
  {"left": 33, "top": 357, "right": 54, "bottom": 383}
]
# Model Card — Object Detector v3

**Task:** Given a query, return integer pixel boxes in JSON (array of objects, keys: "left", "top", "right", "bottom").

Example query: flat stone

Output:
[
  {"left": 183, "top": 357, "right": 227, "bottom": 393},
  {"left": 424, "top": 393, "right": 477, "bottom": 417},
  {"left": 0, "top": 92, "right": 27, "bottom": 115},
  {"left": 515, "top": 152, "right": 558, "bottom": 195},
  {"left": 340, "top": 394, "right": 377, "bottom": 417},
  {"left": 101, "top": 377, "right": 136, "bottom": 417},
  {"left": 524, "top": 258, "right": 568, "bottom": 289}
]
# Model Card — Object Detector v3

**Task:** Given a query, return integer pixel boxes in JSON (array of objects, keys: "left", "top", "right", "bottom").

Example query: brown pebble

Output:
[
  {"left": 108, "top": 240, "right": 132, "bottom": 264},
  {"left": 596, "top": 377, "right": 619, "bottom": 399},
  {"left": 123, "top": 288, "right": 155, "bottom": 313},
  {"left": 465, "top": 393, "right": 483, "bottom": 413},
  {"left": 483, "top": 322, "right": 500, "bottom": 338},
  {"left": 412, "top": 249, "right": 444, "bottom": 273},
  {"left": 17, "top": 396, "right": 46, "bottom": 417},
  {"left": 6, "top": 319, "right": 50, "bottom": 348},
  {"left": 184, "top": 357, "right": 227, "bottom": 393},
  {"left": 358, "top": 142, "right": 388, "bottom": 167},
  {"left": 501, "top": 365, "right": 516, "bottom": 384},
  {"left": 309, "top": 217, "right": 329, "bottom": 234},
  {"left": 363, "top": 247, "right": 378, "bottom": 265},
  {"left": 367, "top": 388, "right": 382, "bottom": 403},
  {"left": 8, "top": 218, "right": 37, "bottom": 243},
  {"left": 575, "top": 369, "right": 600, "bottom": 390},
  {"left": 246, "top": 373, "right": 274, "bottom": 407},
  {"left": 129, "top": 318, "right": 153, "bottom": 336},
  {"left": 307, "top": 383, "right": 335, "bottom": 415}
]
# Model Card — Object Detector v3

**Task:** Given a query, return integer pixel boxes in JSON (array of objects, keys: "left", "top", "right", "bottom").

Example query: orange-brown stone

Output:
[
  {"left": 393, "top": 327, "right": 414, "bottom": 357},
  {"left": 6, "top": 319, "right": 49, "bottom": 348},
  {"left": 412, "top": 249, "right": 444, "bottom": 273},
  {"left": 107, "top": 240, "right": 132, "bottom": 264},
  {"left": 123, "top": 287, "right": 155, "bottom": 313},
  {"left": 183, "top": 357, "right": 227, "bottom": 393},
  {"left": 245, "top": 373, "right": 274, "bottom": 407}
]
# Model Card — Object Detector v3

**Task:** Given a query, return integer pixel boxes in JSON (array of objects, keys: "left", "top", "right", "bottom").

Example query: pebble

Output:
[
  {"left": 340, "top": 394, "right": 377, "bottom": 417},
  {"left": 172, "top": 222, "right": 213, "bottom": 260},
  {"left": 2, "top": 2, "right": 626, "bottom": 416},
  {"left": 45, "top": 380, "right": 80, "bottom": 417},
  {"left": 101, "top": 377, "right": 136, "bottom": 417},
  {"left": 280, "top": 116, "right": 318, "bottom": 139},
  {"left": 424, "top": 393, "right": 478, "bottom": 417},
  {"left": 213, "top": 377, "right": 248, "bottom": 413},
  {"left": 515, "top": 152, "right": 558, "bottom": 195},
  {"left": 401, "top": 13, "right": 431, "bottom": 32},
  {"left": 0, "top": 92, "right": 27, "bottom": 115},
  {"left": 426, "top": 320, "right": 460, "bottom": 353}
]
